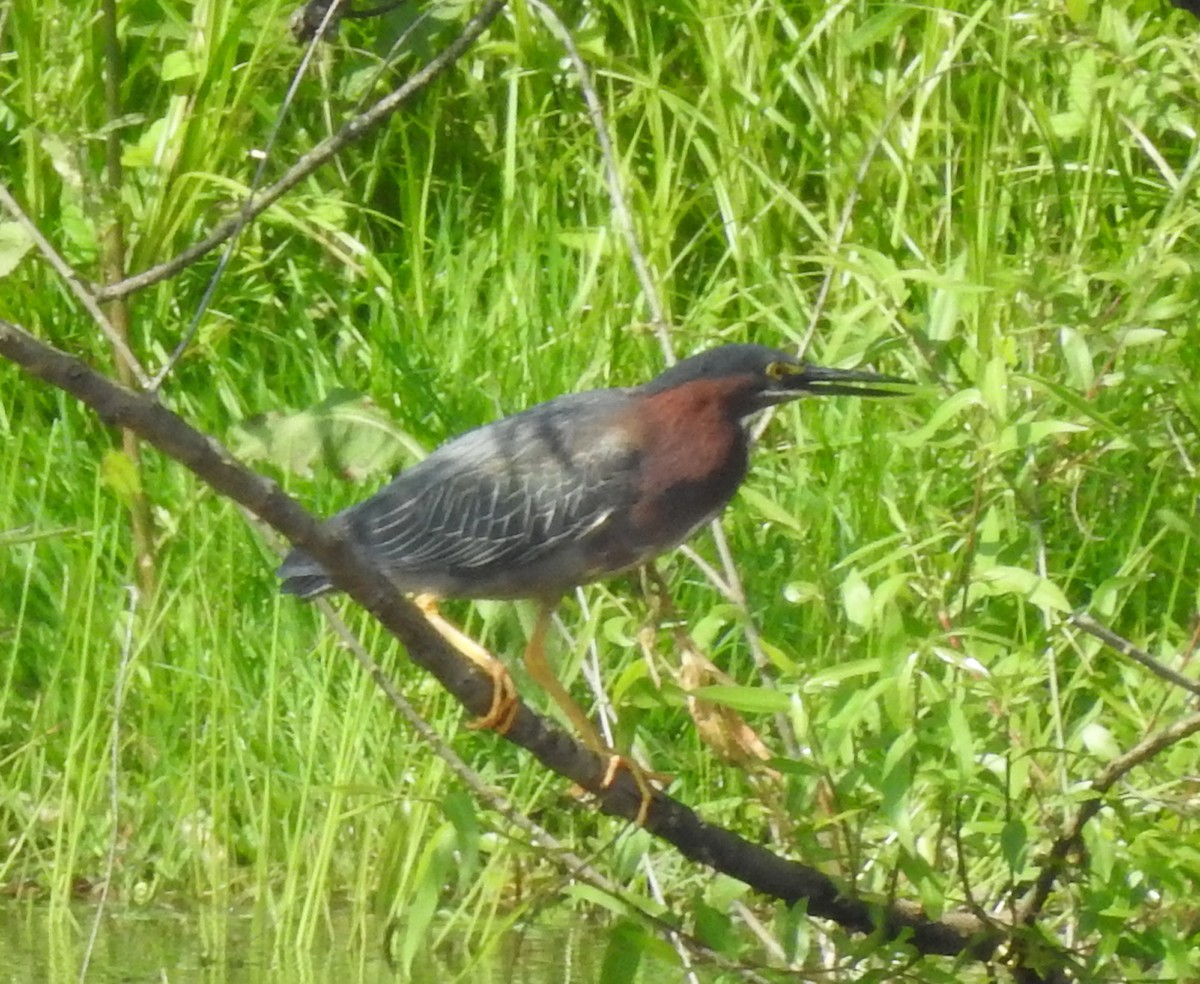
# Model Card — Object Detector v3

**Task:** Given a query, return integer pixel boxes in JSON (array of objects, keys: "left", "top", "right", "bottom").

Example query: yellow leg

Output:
[
  {"left": 415, "top": 595, "right": 519, "bottom": 734},
  {"left": 523, "top": 603, "right": 606, "bottom": 750},
  {"left": 524, "top": 603, "right": 657, "bottom": 825}
]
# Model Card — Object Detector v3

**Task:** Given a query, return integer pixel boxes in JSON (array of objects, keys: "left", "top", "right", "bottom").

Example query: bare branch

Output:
[
  {"left": 93, "top": 0, "right": 509, "bottom": 303},
  {"left": 527, "top": 0, "right": 671, "bottom": 357},
  {"left": 1017, "top": 709, "right": 1200, "bottom": 925},
  {"left": 152, "top": 0, "right": 351, "bottom": 390},
  {"left": 527, "top": 2, "right": 798, "bottom": 757},
  {"left": 1069, "top": 611, "right": 1200, "bottom": 698},
  {"left": 0, "top": 181, "right": 149, "bottom": 387},
  {"left": 0, "top": 315, "right": 1000, "bottom": 960},
  {"left": 299, "top": 573, "right": 766, "bottom": 981}
]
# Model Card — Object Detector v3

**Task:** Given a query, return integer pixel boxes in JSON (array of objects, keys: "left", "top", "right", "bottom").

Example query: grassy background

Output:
[{"left": 2, "top": 0, "right": 1199, "bottom": 979}]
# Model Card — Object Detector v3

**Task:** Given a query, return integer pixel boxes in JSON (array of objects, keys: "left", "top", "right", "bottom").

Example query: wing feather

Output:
[{"left": 326, "top": 390, "right": 641, "bottom": 588}]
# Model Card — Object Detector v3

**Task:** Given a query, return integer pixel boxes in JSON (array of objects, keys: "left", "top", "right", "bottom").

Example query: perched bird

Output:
[{"left": 279, "top": 344, "right": 907, "bottom": 794}]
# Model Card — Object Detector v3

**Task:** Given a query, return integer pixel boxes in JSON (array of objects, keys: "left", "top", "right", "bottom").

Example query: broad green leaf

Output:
[
  {"left": 758, "top": 637, "right": 799, "bottom": 675},
  {"left": 1060, "top": 326, "right": 1094, "bottom": 392},
  {"left": 1084, "top": 822, "right": 1116, "bottom": 883},
  {"left": 841, "top": 568, "right": 872, "bottom": 630},
  {"left": 970, "top": 566, "right": 1071, "bottom": 614},
  {"left": 917, "top": 863, "right": 946, "bottom": 919},
  {"left": 979, "top": 355, "right": 1008, "bottom": 422},
  {"left": 612, "top": 659, "right": 661, "bottom": 707},
  {"left": 703, "top": 874, "right": 749, "bottom": 910},
  {"left": 60, "top": 202, "right": 98, "bottom": 259},
  {"left": 995, "top": 418, "right": 1088, "bottom": 454},
  {"left": 1121, "top": 327, "right": 1167, "bottom": 347},
  {"left": 1155, "top": 508, "right": 1199, "bottom": 542},
  {"left": 691, "top": 605, "right": 738, "bottom": 650},
  {"left": 160, "top": 50, "right": 198, "bottom": 81},
  {"left": 739, "top": 485, "right": 805, "bottom": 533},
  {"left": 782, "top": 581, "right": 822, "bottom": 605},
  {"left": 881, "top": 733, "right": 916, "bottom": 846},
  {"left": 399, "top": 824, "right": 455, "bottom": 975},
  {"left": 1001, "top": 818, "right": 1028, "bottom": 870},
  {"left": 0, "top": 222, "right": 34, "bottom": 278},
  {"left": 100, "top": 449, "right": 142, "bottom": 502},
  {"left": 1051, "top": 49, "right": 1096, "bottom": 138},
  {"left": 894, "top": 388, "right": 983, "bottom": 448},
  {"left": 121, "top": 117, "right": 169, "bottom": 169},
  {"left": 599, "top": 920, "right": 645, "bottom": 984},
  {"left": 1140, "top": 295, "right": 1190, "bottom": 322},
  {"left": 566, "top": 883, "right": 629, "bottom": 917},
  {"left": 231, "top": 389, "right": 425, "bottom": 479},
  {"left": 882, "top": 729, "right": 917, "bottom": 778},
  {"left": 846, "top": 4, "right": 920, "bottom": 52},
  {"left": 803, "top": 658, "right": 883, "bottom": 690},
  {"left": 1091, "top": 576, "right": 1139, "bottom": 617},
  {"left": 927, "top": 254, "right": 969, "bottom": 341},
  {"left": 692, "top": 899, "right": 736, "bottom": 954},
  {"left": 975, "top": 505, "right": 1002, "bottom": 572},
  {"left": 39, "top": 132, "right": 83, "bottom": 188},
  {"left": 441, "top": 790, "right": 479, "bottom": 890},
  {"left": 947, "top": 702, "right": 976, "bottom": 778},
  {"left": 689, "top": 684, "right": 792, "bottom": 715}
]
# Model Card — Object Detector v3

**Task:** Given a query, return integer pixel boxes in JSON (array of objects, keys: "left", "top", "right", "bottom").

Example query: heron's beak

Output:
[{"left": 791, "top": 364, "right": 913, "bottom": 399}]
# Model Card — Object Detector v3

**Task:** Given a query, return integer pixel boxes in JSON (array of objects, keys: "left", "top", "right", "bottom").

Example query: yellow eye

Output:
[{"left": 765, "top": 360, "right": 800, "bottom": 380}]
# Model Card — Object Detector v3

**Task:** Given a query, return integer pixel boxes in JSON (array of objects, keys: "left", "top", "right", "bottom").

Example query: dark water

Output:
[{"left": 0, "top": 901, "right": 614, "bottom": 983}]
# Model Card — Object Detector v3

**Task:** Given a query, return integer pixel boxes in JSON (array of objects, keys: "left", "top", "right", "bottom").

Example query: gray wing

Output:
[{"left": 279, "top": 390, "right": 641, "bottom": 598}]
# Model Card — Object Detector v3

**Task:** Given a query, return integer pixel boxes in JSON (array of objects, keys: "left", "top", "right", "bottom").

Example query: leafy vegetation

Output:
[{"left": 2, "top": 0, "right": 1199, "bottom": 980}]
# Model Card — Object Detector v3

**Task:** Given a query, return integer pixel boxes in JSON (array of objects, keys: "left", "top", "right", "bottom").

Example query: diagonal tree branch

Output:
[
  {"left": 0, "top": 182, "right": 148, "bottom": 386},
  {"left": 0, "top": 315, "right": 1001, "bottom": 961},
  {"left": 1016, "top": 709, "right": 1200, "bottom": 926},
  {"left": 298, "top": 576, "right": 767, "bottom": 981},
  {"left": 1069, "top": 610, "right": 1200, "bottom": 698},
  {"left": 526, "top": 0, "right": 670, "bottom": 353},
  {"left": 92, "top": 0, "right": 509, "bottom": 303},
  {"left": 150, "top": 0, "right": 351, "bottom": 391}
]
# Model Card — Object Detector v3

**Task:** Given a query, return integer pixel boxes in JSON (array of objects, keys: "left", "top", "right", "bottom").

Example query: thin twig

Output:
[
  {"left": 1069, "top": 611, "right": 1200, "bottom": 699},
  {"left": 0, "top": 181, "right": 149, "bottom": 387},
  {"left": 526, "top": 0, "right": 672, "bottom": 358},
  {"left": 0, "top": 315, "right": 999, "bottom": 960},
  {"left": 344, "top": 0, "right": 412, "bottom": 20},
  {"left": 251, "top": 509, "right": 768, "bottom": 981},
  {"left": 707, "top": 523, "right": 799, "bottom": 758},
  {"left": 151, "top": 0, "right": 350, "bottom": 391},
  {"left": 641, "top": 854, "right": 703, "bottom": 983},
  {"left": 98, "top": 0, "right": 156, "bottom": 595},
  {"left": 526, "top": 1, "right": 797, "bottom": 755},
  {"left": 94, "top": 0, "right": 509, "bottom": 303},
  {"left": 1017, "top": 709, "right": 1200, "bottom": 924}
]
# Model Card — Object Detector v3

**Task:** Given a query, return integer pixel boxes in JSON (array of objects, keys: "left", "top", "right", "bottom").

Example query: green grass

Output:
[{"left": 3, "top": 0, "right": 1200, "bottom": 979}]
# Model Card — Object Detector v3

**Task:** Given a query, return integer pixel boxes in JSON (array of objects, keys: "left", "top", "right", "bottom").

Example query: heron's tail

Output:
[{"left": 277, "top": 549, "right": 334, "bottom": 599}]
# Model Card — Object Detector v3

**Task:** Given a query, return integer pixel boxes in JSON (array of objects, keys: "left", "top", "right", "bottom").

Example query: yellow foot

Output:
[
  {"left": 415, "top": 594, "right": 521, "bottom": 734},
  {"left": 466, "top": 662, "right": 521, "bottom": 734},
  {"left": 599, "top": 754, "right": 666, "bottom": 826}
]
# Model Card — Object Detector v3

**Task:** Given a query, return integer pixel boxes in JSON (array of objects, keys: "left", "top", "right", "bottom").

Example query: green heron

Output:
[{"left": 279, "top": 344, "right": 906, "bottom": 790}]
